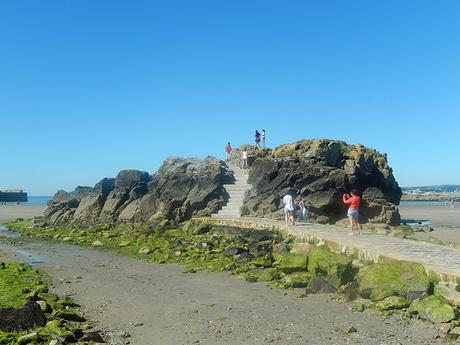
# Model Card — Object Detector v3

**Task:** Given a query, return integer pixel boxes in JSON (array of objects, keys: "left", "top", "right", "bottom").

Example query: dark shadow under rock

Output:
[{"left": 307, "top": 276, "right": 338, "bottom": 294}]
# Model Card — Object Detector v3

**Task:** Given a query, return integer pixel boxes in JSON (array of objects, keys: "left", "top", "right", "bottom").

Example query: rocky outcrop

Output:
[
  {"left": 235, "top": 139, "right": 401, "bottom": 225},
  {"left": 43, "top": 157, "right": 233, "bottom": 225}
]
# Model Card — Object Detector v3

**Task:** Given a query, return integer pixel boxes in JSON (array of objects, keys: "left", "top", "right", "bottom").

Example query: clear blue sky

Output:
[{"left": 1, "top": 0, "right": 459, "bottom": 195}]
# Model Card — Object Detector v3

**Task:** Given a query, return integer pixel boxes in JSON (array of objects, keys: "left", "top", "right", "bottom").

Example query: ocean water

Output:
[{"left": 26, "top": 196, "right": 52, "bottom": 205}]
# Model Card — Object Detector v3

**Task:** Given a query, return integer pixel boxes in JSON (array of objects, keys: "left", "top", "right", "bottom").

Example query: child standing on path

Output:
[
  {"left": 343, "top": 190, "right": 362, "bottom": 235},
  {"left": 225, "top": 142, "right": 232, "bottom": 161}
]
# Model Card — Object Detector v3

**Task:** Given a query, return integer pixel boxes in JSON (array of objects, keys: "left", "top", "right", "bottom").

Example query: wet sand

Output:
[
  {"left": 399, "top": 202, "right": 460, "bottom": 243},
  {"left": 0, "top": 204, "right": 45, "bottom": 225}
]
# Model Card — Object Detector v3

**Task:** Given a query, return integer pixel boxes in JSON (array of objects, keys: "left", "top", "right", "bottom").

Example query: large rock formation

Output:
[
  {"left": 232, "top": 139, "right": 401, "bottom": 225},
  {"left": 43, "top": 157, "right": 233, "bottom": 225}
]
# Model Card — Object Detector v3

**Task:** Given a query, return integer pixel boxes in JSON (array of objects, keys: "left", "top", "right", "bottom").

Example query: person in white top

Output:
[
  {"left": 242, "top": 150, "right": 248, "bottom": 169},
  {"left": 282, "top": 193, "right": 295, "bottom": 226},
  {"left": 261, "top": 129, "right": 266, "bottom": 148}
]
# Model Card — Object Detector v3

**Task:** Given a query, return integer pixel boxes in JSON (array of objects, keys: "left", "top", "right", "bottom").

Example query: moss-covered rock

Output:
[
  {"left": 370, "top": 296, "right": 410, "bottom": 311},
  {"left": 57, "top": 296, "right": 79, "bottom": 308},
  {"left": 274, "top": 254, "right": 307, "bottom": 273},
  {"left": 307, "top": 246, "right": 355, "bottom": 288},
  {"left": 392, "top": 225, "right": 413, "bottom": 238},
  {"left": 352, "top": 302, "right": 366, "bottom": 312},
  {"left": 255, "top": 269, "right": 281, "bottom": 282},
  {"left": 280, "top": 272, "right": 311, "bottom": 288},
  {"left": 358, "top": 261, "right": 431, "bottom": 301},
  {"left": 0, "top": 263, "right": 44, "bottom": 308},
  {"left": 408, "top": 295, "right": 456, "bottom": 323},
  {"left": 17, "top": 332, "right": 38, "bottom": 345}
]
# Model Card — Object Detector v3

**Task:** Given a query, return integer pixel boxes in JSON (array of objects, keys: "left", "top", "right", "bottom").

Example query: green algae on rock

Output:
[
  {"left": 307, "top": 246, "right": 355, "bottom": 288},
  {"left": 358, "top": 261, "right": 432, "bottom": 301},
  {"left": 370, "top": 296, "right": 410, "bottom": 311},
  {"left": 274, "top": 254, "right": 308, "bottom": 273},
  {"left": 0, "top": 262, "right": 44, "bottom": 309},
  {"left": 279, "top": 272, "right": 312, "bottom": 288},
  {"left": 408, "top": 295, "right": 456, "bottom": 323},
  {"left": 0, "top": 261, "right": 93, "bottom": 344}
]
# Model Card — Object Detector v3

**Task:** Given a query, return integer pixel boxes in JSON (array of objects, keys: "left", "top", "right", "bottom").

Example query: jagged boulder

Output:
[
  {"left": 238, "top": 139, "right": 401, "bottom": 225},
  {"left": 43, "top": 157, "right": 232, "bottom": 225},
  {"left": 133, "top": 157, "right": 232, "bottom": 223},
  {"left": 100, "top": 170, "right": 150, "bottom": 221}
]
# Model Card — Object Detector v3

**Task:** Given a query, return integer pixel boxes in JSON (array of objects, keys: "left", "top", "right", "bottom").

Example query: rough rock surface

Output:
[
  {"left": 233, "top": 139, "right": 402, "bottom": 225},
  {"left": 0, "top": 302, "right": 46, "bottom": 331},
  {"left": 43, "top": 157, "right": 233, "bottom": 225}
]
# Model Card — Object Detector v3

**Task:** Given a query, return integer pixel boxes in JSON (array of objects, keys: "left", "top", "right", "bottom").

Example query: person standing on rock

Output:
[
  {"left": 343, "top": 190, "right": 362, "bottom": 235},
  {"left": 261, "top": 129, "right": 266, "bottom": 148},
  {"left": 255, "top": 130, "right": 261, "bottom": 149},
  {"left": 283, "top": 192, "right": 295, "bottom": 227},
  {"left": 225, "top": 142, "right": 232, "bottom": 161},
  {"left": 242, "top": 150, "right": 248, "bottom": 169}
]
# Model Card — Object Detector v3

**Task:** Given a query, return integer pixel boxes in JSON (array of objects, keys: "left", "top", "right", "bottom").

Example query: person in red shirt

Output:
[
  {"left": 225, "top": 142, "right": 232, "bottom": 161},
  {"left": 343, "top": 190, "right": 362, "bottom": 235}
]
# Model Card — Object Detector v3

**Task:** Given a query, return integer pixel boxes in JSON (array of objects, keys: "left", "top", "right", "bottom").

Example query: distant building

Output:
[{"left": 0, "top": 189, "right": 28, "bottom": 203}]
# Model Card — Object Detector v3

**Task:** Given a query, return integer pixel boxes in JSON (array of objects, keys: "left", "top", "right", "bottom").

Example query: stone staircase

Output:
[{"left": 212, "top": 165, "right": 250, "bottom": 219}]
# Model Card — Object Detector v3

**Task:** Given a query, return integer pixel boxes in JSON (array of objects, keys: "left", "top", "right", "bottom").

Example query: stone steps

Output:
[{"left": 211, "top": 165, "right": 250, "bottom": 219}]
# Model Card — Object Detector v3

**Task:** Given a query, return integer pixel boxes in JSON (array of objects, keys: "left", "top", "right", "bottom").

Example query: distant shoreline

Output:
[{"left": 402, "top": 193, "right": 460, "bottom": 202}]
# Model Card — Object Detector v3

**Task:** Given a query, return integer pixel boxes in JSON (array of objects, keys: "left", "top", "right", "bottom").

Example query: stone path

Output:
[
  {"left": 211, "top": 165, "right": 250, "bottom": 219},
  {"left": 207, "top": 216, "right": 460, "bottom": 284}
]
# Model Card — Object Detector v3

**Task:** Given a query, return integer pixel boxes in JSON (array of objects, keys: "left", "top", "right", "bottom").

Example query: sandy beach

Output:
[
  {"left": 399, "top": 202, "right": 460, "bottom": 243},
  {"left": 0, "top": 204, "right": 45, "bottom": 225}
]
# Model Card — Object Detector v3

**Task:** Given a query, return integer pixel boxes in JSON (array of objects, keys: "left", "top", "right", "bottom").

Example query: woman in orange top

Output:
[{"left": 343, "top": 190, "right": 362, "bottom": 235}]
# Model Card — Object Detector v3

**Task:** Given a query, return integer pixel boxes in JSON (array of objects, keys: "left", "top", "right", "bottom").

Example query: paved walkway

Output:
[{"left": 207, "top": 216, "right": 460, "bottom": 282}]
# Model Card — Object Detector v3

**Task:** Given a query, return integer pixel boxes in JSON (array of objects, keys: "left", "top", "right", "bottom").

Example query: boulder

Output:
[
  {"left": 358, "top": 261, "right": 432, "bottom": 302},
  {"left": 0, "top": 302, "right": 46, "bottom": 331},
  {"left": 274, "top": 254, "right": 308, "bottom": 273},
  {"left": 134, "top": 157, "right": 232, "bottom": 223},
  {"left": 240, "top": 139, "right": 402, "bottom": 225},
  {"left": 307, "top": 246, "right": 355, "bottom": 288},
  {"left": 370, "top": 296, "right": 410, "bottom": 311},
  {"left": 408, "top": 296, "right": 456, "bottom": 323},
  {"left": 280, "top": 272, "right": 311, "bottom": 288}
]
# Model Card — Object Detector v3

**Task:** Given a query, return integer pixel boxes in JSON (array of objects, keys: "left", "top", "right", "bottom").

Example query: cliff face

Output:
[
  {"left": 44, "top": 157, "right": 233, "bottom": 225},
  {"left": 235, "top": 139, "right": 401, "bottom": 225}
]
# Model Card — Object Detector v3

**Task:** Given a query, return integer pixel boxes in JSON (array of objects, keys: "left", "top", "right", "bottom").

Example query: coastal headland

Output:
[{"left": 1, "top": 138, "right": 459, "bottom": 344}]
